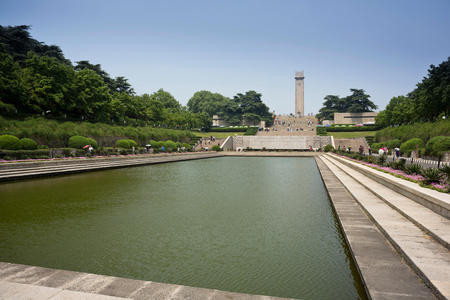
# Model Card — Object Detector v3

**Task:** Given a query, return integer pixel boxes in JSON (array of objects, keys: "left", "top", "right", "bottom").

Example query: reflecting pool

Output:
[{"left": 0, "top": 157, "right": 367, "bottom": 299}]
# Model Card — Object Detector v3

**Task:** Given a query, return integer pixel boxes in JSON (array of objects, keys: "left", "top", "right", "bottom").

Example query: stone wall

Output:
[
  {"left": 333, "top": 112, "right": 378, "bottom": 124},
  {"left": 231, "top": 136, "right": 333, "bottom": 151}
]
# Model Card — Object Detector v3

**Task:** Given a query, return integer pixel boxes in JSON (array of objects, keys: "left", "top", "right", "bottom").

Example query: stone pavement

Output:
[
  {"left": 0, "top": 263, "right": 292, "bottom": 300},
  {"left": 317, "top": 153, "right": 450, "bottom": 299}
]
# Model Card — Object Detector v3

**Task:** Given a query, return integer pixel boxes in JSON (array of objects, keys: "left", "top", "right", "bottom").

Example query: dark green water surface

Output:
[{"left": 0, "top": 157, "right": 367, "bottom": 299}]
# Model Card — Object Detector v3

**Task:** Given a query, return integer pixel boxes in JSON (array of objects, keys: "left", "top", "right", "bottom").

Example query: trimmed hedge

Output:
[
  {"left": 324, "top": 144, "right": 334, "bottom": 152},
  {"left": 0, "top": 134, "right": 22, "bottom": 150},
  {"left": 385, "top": 139, "right": 401, "bottom": 149},
  {"left": 425, "top": 136, "right": 446, "bottom": 154},
  {"left": 244, "top": 127, "right": 258, "bottom": 136},
  {"left": 165, "top": 140, "right": 177, "bottom": 152},
  {"left": 0, "top": 149, "right": 49, "bottom": 160},
  {"left": 21, "top": 138, "right": 38, "bottom": 150},
  {"left": 209, "top": 127, "right": 248, "bottom": 132},
  {"left": 68, "top": 136, "right": 97, "bottom": 149},
  {"left": 211, "top": 145, "right": 221, "bottom": 151},
  {"left": 432, "top": 137, "right": 450, "bottom": 153},
  {"left": 115, "top": 139, "right": 137, "bottom": 149},
  {"left": 400, "top": 138, "right": 425, "bottom": 156}
]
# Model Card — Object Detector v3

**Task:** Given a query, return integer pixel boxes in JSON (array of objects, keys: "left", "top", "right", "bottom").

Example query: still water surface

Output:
[{"left": 0, "top": 157, "right": 366, "bottom": 299}]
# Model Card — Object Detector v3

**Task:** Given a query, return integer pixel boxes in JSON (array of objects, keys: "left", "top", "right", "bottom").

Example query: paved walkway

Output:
[{"left": 318, "top": 153, "right": 450, "bottom": 299}]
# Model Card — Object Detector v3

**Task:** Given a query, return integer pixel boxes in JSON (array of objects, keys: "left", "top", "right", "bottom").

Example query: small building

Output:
[{"left": 324, "top": 112, "right": 378, "bottom": 125}]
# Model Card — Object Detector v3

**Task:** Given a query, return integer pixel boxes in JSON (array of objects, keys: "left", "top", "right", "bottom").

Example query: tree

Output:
[
  {"left": 345, "top": 89, "right": 377, "bottom": 112},
  {"left": 149, "top": 89, "right": 181, "bottom": 113},
  {"left": 73, "top": 68, "right": 112, "bottom": 121},
  {"left": 232, "top": 90, "right": 272, "bottom": 124},
  {"left": 187, "top": 90, "right": 229, "bottom": 116},
  {"left": 74, "top": 60, "right": 116, "bottom": 93},
  {"left": 114, "top": 76, "right": 134, "bottom": 95},
  {"left": 316, "top": 89, "right": 377, "bottom": 122}
]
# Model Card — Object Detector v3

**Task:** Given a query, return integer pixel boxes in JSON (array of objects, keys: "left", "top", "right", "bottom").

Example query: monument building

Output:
[{"left": 295, "top": 71, "right": 305, "bottom": 117}]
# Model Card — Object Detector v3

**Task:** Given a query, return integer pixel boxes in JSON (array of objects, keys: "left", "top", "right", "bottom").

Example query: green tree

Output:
[
  {"left": 187, "top": 90, "right": 230, "bottom": 116},
  {"left": 73, "top": 68, "right": 111, "bottom": 121},
  {"left": 345, "top": 89, "right": 377, "bottom": 112},
  {"left": 149, "top": 89, "right": 181, "bottom": 113}
]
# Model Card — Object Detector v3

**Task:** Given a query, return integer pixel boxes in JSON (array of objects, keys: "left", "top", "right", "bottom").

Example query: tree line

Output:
[
  {"left": 315, "top": 89, "right": 378, "bottom": 123},
  {"left": 375, "top": 57, "right": 450, "bottom": 128},
  {"left": 0, "top": 25, "right": 273, "bottom": 130}
]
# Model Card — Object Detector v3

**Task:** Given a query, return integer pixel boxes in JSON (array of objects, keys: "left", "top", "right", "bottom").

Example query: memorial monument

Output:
[{"left": 295, "top": 71, "right": 305, "bottom": 117}]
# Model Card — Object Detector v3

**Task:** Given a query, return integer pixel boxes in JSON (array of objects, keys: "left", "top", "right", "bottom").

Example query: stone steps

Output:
[
  {"left": 319, "top": 154, "right": 450, "bottom": 299},
  {"left": 0, "top": 153, "right": 221, "bottom": 182}
]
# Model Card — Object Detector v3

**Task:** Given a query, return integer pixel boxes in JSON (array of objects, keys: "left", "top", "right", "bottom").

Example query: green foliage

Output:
[
  {"left": 386, "top": 139, "right": 401, "bottom": 149},
  {"left": 376, "top": 155, "right": 386, "bottom": 166},
  {"left": 20, "top": 137, "right": 38, "bottom": 150},
  {"left": 316, "top": 89, "right": 377, "bottom": 122},
  {"left": 371, "top": 142, "right": 384, "bottom": 151},
  {"left": 157, "top": 141, "right": 167, "bottom": 150},
  {"left": 421, "top": 168, "right": 444, "bottom": 185},
  {"left": 182, "top": 143, "right": 191, "bottom": 151},
  {"left": 209, "top": 127, "right": 248, "bottom": 132},
  {"left": 0, "top": 149, "right": 50, "bottom": 160},
  {"left": 425, "top": 136, "right": 446, "bottom": 154},
  {"left": 165, "top": 140, "right": 177, "bottom": 151},
  {"left": 148, "top": 140, "right": 158, "bottom": 147},
  {"left": 116, "top": 139, "right": 131, "bottom": 149},
  {"left": 399, "top": 138, "right": 425, "bottom": 155},
  {"left": 432, "top": 137, "right": 450, "bottom": 153},
  {"left": 211, "top": 145, "right": 221, "bottom": 151},
  {"left": 68, "top": 136, "right": 92, "bottom": 149},
  {"left": 375, "top": 120, "right": 450, "bottom": 144},
  {"left": 376, "top": 57, "right": 450, "bottom": 128},
  {"left": 405, "top": 163, "right": 423, "bottom": 175},
  {"left": 324, "top": 144, "right": 334, "bottom": 152},
  {"left": 0, "top": 134, "right": 22, "bottom": 150},
  {"left": 244, "top": 127, "right": 258, "bottom": 136},
  {"left": 316, "top": 127, "right": 327, "bottom": 136}
]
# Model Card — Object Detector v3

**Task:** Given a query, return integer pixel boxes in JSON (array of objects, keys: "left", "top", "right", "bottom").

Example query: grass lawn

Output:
[
  {"left": 194, "top": 132, "right": 245, "bottom": 139},
  {"left": 327, "top": 131, "right": 376, "bottom": 139}
]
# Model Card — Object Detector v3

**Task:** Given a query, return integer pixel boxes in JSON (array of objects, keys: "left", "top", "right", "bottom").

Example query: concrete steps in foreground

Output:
[
  {"left": 0, "top": 262, "right": 292, "bottom": 300},
  {"left": 0, "top": 153, "right": 221, "bottom": 182},
  {"left": 319, "top": 153, "right": 450, "bottom": 299}
]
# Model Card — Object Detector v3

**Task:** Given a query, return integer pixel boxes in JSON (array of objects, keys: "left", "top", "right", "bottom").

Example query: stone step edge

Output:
[
  {"left": 323, "top": 154, "right": 450, "bottom": 251},
  {"left": 318, "top": 155, "right": 447, "bottom": 300},
  {"left": 326, "top": 153, "right": 450, "bottom": 219}
]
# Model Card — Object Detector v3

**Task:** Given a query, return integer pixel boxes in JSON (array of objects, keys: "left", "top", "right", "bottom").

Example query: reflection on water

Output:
[{"left": 0, "top": 157, "right": 367, "bottom": 299}]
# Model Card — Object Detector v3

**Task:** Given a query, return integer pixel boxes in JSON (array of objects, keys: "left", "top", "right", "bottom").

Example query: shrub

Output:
[
  {"left": 0, "top": 149, "right": 49, "bottom": 160},
  {"left": 0, "top": 135, "right": 23, "bottom": 150},
  {"left": 148, "top": 140, "right": 158, "bottom": 148},
  {"left": 116, "top": 139, "right": 131, "bottom": 149},
  {"left": 68, "top": 136, "right": 91, "bottom": 149},
  {"left": 405, "top": 163, "right": 423, "bottom": 175},
  {"left": 211, "top": 145, "right": 221, "bottom": 151},
  {"left": 400, "top": 138, "right": 424, "bottom": 155},
  {"left": 182, "top": 143, "right": 192, "bottom": 151},
  {"left": 126, "top": 139, "right": 138, "bottom": 148},
  {"left": 176, "top": 142, "right": 183, "bottom": 149},
  {"left": 425, "top": 136, "right": 446, "bottom": 154},
  {"left": 165, "top": 140, "right": 177, "bottom": 152},
  {"left": 20, "top": 138, "right": 38, "bottom": 150},
  {"left": 157, "top": 141, "right": 167, "bottom": 151},
  {"left": 87, "top": 138, "right": 98, "bottom": 149},
  {"left": 432, "top": 137, "right": 450, "bottom": 154},
  {"left": 371, "top": 143, "right": 384, "bottom": 152},
  {"left": 386, "top": 139, "right": 401, "bottom": 149},
  {"left": 324, "top": 144, "right": 334, "bottom": 152},
  {"left": 421, "top": 168, "right": 443, "bottom": 185}
]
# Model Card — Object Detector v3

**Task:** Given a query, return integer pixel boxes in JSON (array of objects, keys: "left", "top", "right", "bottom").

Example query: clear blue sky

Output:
[{"left": 1, "top": 0, "right": 449, "bottom": 115}]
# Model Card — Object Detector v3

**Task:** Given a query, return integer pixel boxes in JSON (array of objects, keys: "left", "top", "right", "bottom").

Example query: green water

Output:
[{"left": 0, "top": 157, "right": 367, "bottom": 299}]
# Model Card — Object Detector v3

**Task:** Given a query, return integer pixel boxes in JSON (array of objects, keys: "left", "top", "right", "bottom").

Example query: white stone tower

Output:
[{"left": 295, "top": 71, "right": 305, "bottom": 116}]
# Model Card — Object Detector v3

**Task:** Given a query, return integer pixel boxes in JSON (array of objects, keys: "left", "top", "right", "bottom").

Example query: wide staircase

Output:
[
  {"left": 257, "top": 114, "right": 318, "bottom": 136},
  {"left": 319, "top": 153, "right": 450, "bottom": 299}
]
